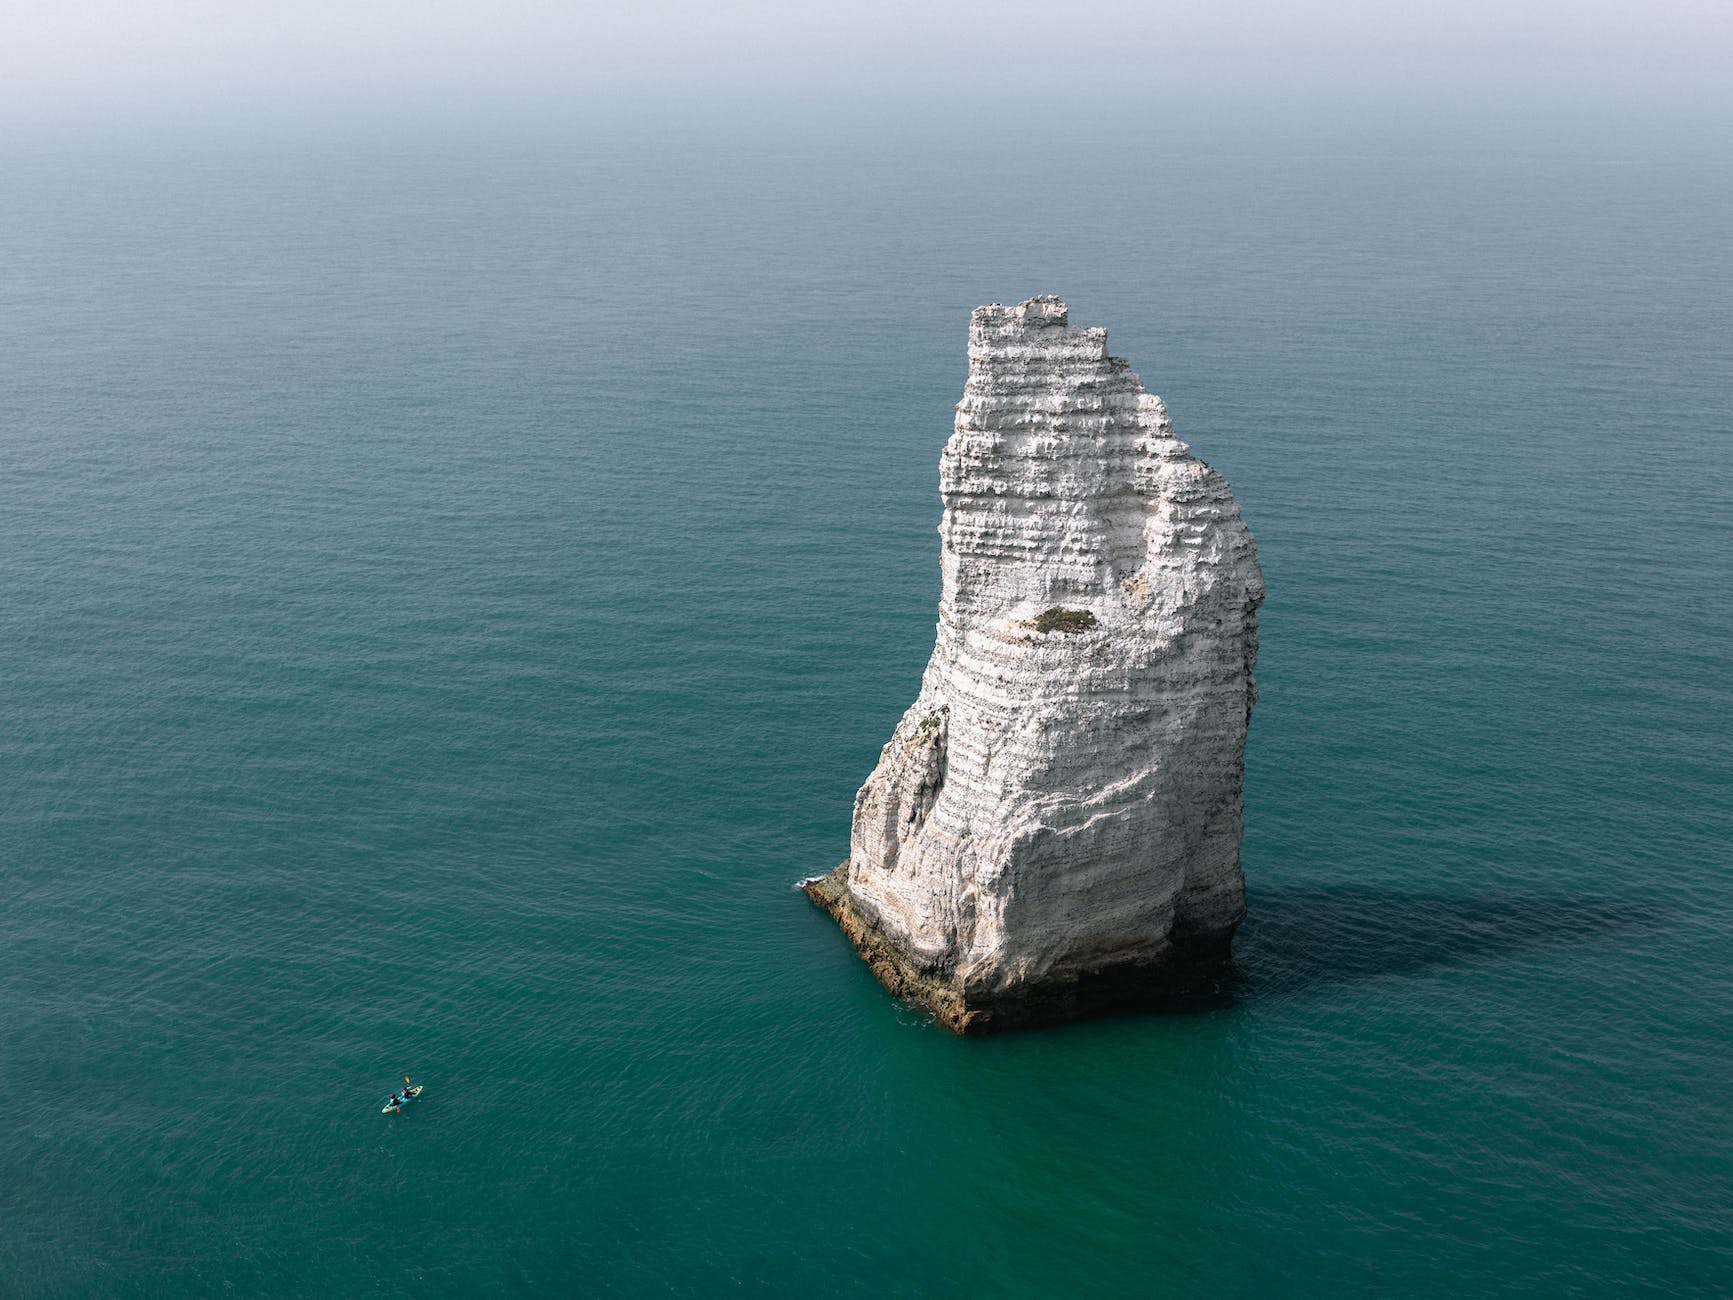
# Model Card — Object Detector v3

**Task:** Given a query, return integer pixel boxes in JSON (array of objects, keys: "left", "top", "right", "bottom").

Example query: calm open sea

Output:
[{"left": 2, "top": 115, "right": 1730, "bottom": 1295}]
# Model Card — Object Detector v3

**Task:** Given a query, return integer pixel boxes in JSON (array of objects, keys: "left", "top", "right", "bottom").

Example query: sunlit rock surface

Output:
[{"left": 805, "top": 296, "right": 1265, "bottom": 1033}]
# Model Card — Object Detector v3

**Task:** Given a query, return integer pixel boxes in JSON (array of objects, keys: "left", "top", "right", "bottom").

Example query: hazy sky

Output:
[{"left": 5, "top": 0, "right": 1731, "bottom": 132}]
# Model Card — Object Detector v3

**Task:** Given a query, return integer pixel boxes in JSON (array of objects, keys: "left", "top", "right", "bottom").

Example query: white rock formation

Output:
[{"left": 806, "top": 296, "right": 1264, "bottom": 1033}]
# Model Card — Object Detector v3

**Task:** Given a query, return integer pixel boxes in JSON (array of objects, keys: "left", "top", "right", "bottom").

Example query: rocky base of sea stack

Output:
[{"left": 803, "top": 863, "right": 1237, "bottom": 1035}]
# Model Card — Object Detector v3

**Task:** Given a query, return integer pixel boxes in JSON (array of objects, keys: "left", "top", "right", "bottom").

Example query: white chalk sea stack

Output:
[{"left": 805, "top": 296, "right": 1265, "bottom": 1033}]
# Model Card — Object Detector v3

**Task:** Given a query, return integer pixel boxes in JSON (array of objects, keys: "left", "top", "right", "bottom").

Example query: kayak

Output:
[{"left": 381, "top": 1084, "right": 424, "bottom": 1114}]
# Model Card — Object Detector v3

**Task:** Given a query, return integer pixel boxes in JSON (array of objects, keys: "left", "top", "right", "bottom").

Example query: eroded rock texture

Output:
[{"left": 805, "top": 296, "right": 1264, "bottom": 1033}]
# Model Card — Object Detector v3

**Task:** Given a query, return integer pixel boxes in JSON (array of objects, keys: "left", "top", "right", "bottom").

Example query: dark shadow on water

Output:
[{"left": 1210, "top": 886, "right": 1670, "bottom": 1004}]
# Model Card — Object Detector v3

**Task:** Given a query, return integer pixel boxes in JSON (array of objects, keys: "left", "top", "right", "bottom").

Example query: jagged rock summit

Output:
[{"left": 805, "top": 295, "right": 1265, "bottom": 1033}]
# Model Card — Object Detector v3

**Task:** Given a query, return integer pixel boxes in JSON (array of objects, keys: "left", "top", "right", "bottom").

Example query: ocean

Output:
[{"left": 2, "top": 114, "right": 1730, "bottom": 1294}]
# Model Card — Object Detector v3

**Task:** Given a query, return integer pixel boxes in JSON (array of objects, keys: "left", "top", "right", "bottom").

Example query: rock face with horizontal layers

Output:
[{"left": 805, "top": 295, "right": 1264, "bottom": 1034}]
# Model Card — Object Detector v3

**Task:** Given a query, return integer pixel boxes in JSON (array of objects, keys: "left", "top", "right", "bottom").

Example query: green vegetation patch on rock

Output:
[{"left": 1031, "top": 607, "right": 1098, "bottom": 635}]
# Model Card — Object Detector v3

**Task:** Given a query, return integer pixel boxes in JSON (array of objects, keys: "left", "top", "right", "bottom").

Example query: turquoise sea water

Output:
[{"left": 2, "top": 121, "right": 1731, "bottom": 1295}]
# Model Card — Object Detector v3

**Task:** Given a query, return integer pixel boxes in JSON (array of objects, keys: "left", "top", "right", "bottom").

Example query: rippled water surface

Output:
[{"left": 2, "top": 124, "right": 1730, "bottom": 1295}]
